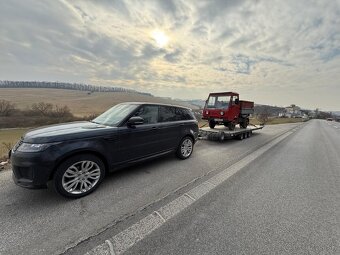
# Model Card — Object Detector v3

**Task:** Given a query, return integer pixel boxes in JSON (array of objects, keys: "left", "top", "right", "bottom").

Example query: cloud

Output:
[{"left": 0, "top": 0, "right": 339, "bottom": 110}]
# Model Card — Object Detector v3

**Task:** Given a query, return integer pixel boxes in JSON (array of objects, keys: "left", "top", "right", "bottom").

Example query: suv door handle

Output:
[{"left": 103, "top": 136, "right": 117, "bottom": 141}]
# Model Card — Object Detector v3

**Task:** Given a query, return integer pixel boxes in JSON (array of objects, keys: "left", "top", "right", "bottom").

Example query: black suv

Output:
[{"left": 10, "top": 102, "right": 198, "bottom": 198}]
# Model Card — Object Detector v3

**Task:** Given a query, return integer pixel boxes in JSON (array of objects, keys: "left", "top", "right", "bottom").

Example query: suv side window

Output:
[
  {"left": 159, "top": 106, "right": 177, "bottom": 122},
  {"left": 176, "top": 108, "right": 195, "bottom": 120},
  {"left": 133, "top": 105, "right": 159, "bottom": 124}
]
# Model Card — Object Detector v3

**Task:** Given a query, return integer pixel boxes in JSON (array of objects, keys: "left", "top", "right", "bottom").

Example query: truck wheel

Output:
[
  {"left": 228, "top": 122, "right": 235, "bottom": 131},
  {"left": 209, "top": 120, "right": 216, "bottom": 129},
  {"left": 53, "top": 154, "right": 105, "bottom": 198},
  {"left": 240, "top": 118, "right": 249, "bottom": 129}
]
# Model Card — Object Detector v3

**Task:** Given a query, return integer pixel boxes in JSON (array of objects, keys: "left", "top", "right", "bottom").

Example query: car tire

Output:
[
  {"left": 176, "top": 136, "right": 194, "bottom": 160},
  {"left": 53, "top": 154, "right": 105, "bottom": 198}
]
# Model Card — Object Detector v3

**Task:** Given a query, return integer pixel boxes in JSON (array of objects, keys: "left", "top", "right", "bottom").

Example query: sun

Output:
[{"left": 151, "top": 30, "right": 169, "bottom": 48}]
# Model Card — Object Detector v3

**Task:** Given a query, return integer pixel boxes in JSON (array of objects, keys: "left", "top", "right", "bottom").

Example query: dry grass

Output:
[
  {"left": 0, "top": 88, "right": 197, "bottom": 117},
  {"left": 0, "top": 128, "right": 29, "bottom": 159}
]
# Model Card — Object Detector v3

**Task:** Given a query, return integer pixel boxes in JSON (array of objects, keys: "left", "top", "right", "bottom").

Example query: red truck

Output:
[{"left": 202, "top": 92, "right": 254, "bottom": 130}]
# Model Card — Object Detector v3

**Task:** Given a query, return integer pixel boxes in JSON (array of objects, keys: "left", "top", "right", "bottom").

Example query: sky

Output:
[{"left": 0, "top": 0, "right": 339, "bottom": 110}]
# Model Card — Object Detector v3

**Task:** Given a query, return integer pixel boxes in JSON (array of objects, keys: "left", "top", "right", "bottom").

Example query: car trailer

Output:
[{"left": 198, "top": 124, "right": 264, "bottom": 142}]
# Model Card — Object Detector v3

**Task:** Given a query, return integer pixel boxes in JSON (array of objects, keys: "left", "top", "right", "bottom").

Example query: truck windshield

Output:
[
  {"left": 206, "top": 96, "right": 230, "bottom": 109},
  {"left": 93, "top": 104, "right": 139, "bottom": 126}
]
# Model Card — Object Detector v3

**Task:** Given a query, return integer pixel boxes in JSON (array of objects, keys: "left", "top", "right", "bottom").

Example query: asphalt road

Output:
[
  {"left": 123, "top": 119, "right": 340, "bottom": 255},
  {"left": 0, "top": 122, "right": 301, "bottom": 255}
]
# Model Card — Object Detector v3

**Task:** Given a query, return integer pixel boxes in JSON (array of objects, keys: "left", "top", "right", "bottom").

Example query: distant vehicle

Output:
[
  {"left": 10, "top": 102, "right": 198, "bottom": 198},
  {"left": 327, "top": 118, "right": 333, "bottom": 121},
  {"left": 202, "top": 92, "right": 254, "bottom": 130}
]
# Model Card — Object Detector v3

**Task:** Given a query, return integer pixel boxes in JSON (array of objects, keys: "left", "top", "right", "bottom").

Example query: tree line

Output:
[{"left": 0, "top": 80, "right": 153, "bottom": 96}]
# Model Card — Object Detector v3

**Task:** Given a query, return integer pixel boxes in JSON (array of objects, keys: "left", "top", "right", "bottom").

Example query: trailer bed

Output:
[{"left": 199, "top": 125, "right": 263, "bottom": 141}]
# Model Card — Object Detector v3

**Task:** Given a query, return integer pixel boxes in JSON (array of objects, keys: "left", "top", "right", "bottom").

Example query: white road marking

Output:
[
  {"left": 105, "top": 240, "right": 115, "bottom": 255},
  {"left": 153, "top": 210, "right": 166, "bottom": 223},
  {"left": 84, "top": 130, "right": 295, "bottom": 255},
  {"left": 184, "top": 193, "right": 196, "bottom": 201}
]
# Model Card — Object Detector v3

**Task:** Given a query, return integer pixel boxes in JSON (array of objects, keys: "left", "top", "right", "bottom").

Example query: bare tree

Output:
[
  {"left": 256, "top": 107, "right": 270, "bottom": 125},
  {"left": 52, "top": 105, "right": 72, "bottom": 118},
  {"left": 0, "top": 100, "right": 15, "bottom": 116},
  {"left": 31, "top": 102, "right": 53, "bottom": 116}
]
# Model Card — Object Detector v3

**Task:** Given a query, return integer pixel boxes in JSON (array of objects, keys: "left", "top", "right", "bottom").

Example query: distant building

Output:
[
  {"left": 279, "top": 104, "right": 303, "bottom": 118},
  {"left": 308, "top": 111, "right": 316, "bottom": 118}
]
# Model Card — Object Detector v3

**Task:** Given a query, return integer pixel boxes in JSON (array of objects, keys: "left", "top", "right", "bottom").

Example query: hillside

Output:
[{"left": 0, "top": 88, "right": 198, "bottom": 116}]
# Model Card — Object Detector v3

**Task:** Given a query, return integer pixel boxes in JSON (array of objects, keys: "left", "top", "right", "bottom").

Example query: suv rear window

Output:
[
  {"left": 176, "top": 108, "right": 195, "bottom": 120},
  {"left": 159, "top": 106, "right": 195, "bottom": 122}
]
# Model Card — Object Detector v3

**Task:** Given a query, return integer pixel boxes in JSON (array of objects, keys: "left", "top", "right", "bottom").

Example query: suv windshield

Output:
[
  {"left": 206, "top": 96, "right": 230, "bottom": 109},
  {"left": 93, "top": 104, "right": 138, "bottom": 126}
]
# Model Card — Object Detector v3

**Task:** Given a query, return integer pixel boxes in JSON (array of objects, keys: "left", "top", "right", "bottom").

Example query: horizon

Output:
[{"left": 1, "top": 0, "right": 339, "bottom": 111}]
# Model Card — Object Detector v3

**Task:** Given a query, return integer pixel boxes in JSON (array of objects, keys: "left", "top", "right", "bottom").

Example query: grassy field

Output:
[
  {"left": 0, "top": 128, "right": 29, "bottom": 159},
  {"left": 0, "top": 88, "right": 197, "bottom": 117},
  {"left": 0, "top": 88, "right": 306, "bottom": 159}
]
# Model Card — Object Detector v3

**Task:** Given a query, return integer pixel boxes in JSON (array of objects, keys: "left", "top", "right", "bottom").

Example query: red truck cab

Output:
[{"left": 202, "top": 92, "right": 254, "bottom": 130}]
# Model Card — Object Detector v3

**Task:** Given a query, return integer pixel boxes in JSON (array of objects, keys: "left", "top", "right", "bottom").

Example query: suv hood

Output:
[{"left": 23, "top": 121, "right": 116, "bottom": 143}]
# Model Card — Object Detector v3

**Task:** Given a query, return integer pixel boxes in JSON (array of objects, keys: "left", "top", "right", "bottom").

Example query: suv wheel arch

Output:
[{"left": 50, "top": 150, "right": 109, "bottom": 181}]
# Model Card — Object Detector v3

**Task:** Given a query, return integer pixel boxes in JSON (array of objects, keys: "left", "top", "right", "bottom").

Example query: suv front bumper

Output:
[{"left": 11, "top": 150, "right": 56, "bottom": 189}]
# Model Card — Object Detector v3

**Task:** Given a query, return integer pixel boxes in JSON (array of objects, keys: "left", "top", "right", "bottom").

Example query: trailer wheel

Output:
[
  {"left": 209, "top": 120, "right": 216, "bottom": 129},
  {"left": 219, "top": 132, "right": 225, "bottom": 142},
  {"left": 238, "top": 133, "right": 244, "bottom": 140}
]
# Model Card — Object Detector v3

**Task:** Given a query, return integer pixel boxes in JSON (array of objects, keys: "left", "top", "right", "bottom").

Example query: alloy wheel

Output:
[
  {"left": 181, "top": 138, "right": 193, "bottom": 157},
  {"left": 62, "top": 160, "right": 101, "bottom": 194}
]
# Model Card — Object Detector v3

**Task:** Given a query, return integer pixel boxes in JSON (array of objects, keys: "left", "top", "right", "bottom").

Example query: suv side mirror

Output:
[
  {"left": 127, "top": 116, "right": 144, "bottom": 127},
  {"left": 235, "top": 98, "right": 239, "bottom": 104}
]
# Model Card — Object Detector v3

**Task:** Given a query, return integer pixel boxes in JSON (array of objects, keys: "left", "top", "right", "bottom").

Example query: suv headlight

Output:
[{"left": 17, "top": 142, "right": 58, "bottom": 152}]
